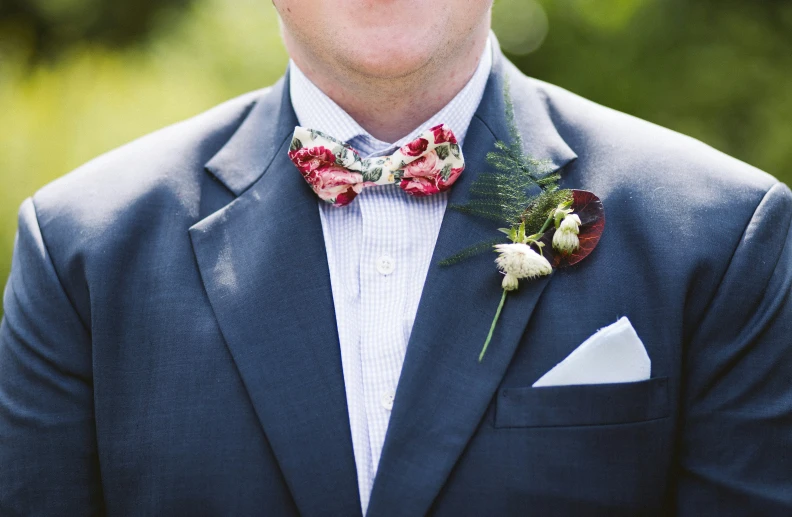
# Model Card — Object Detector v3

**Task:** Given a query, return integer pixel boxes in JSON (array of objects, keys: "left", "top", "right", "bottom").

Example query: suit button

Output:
[
  {"left": 376, "top": 255, "right": 395, "bottom": 275},
  {"left": 381, "top": 390, "right": 395, "bottom": 411}
]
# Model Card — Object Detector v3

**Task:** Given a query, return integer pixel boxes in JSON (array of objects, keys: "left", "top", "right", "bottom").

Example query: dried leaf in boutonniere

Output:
[{"left": 439, "top": 80, "right": 605, "bottom": 362}]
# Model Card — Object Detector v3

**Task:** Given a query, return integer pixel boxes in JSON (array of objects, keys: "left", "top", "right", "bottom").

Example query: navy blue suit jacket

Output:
[{"left": 2, "top": 44, "right": 791, "bottom": 516}]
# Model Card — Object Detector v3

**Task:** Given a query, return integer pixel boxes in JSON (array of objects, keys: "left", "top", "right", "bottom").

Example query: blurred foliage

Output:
[
  {"left": 1, "top": 0, "right": 791, "bottom": 306},
  {"left": 494, "top": 0, "right": 792, "bottom": 181},
  {"left": 0, "top": 0, "right": 196, "bottom": 61},
  {"left": 0, "top": 0, "right": 288, "bottom": 298}
]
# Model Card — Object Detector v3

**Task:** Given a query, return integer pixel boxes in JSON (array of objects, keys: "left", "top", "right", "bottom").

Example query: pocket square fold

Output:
[{"left": 532, "top": 317, "right": 650, "bottom": 387}]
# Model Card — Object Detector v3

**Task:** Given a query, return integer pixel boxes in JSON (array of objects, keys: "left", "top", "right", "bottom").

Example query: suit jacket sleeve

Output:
[
  {"left": 0, "top": 198, "right": 104, "bottom": 516},
  {"left": 676, "top": 182, "right": 792, "bottom": 514}
]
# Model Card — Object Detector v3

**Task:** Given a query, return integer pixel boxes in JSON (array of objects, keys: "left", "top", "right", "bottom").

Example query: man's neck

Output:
[{"left": 284, "top": 23, "right": 491, "bottom": 143}]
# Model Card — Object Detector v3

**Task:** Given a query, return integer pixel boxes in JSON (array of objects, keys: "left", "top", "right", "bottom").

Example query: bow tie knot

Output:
[{"left": 288, "top": 124, "right": 465, "bottom": 207}]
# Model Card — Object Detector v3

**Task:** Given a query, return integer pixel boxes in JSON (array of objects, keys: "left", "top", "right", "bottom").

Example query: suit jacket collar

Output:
[
  {"left": 203, "top": 72, "right": 295, "bottom": 196},
  {"left": 192, "top": 39, "right": 576, "bottom": 516}
]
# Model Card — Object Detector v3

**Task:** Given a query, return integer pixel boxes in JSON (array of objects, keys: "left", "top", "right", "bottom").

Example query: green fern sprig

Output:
[
  {"left": 438, "top": 237, "right": 505, "bottom": 267},
  {"left": 442, "top": 78, "right": 571, "bottom": 266}
]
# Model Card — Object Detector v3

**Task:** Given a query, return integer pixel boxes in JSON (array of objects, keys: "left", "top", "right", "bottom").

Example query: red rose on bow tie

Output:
[
  {"left": 287, "top": 146, "right": 369, "bottom": 206},
  {"left": 403, "top": 150, "right": 439, "bottom": 178},
  {"left": 430, "top": 124, "right": 457, "bottom": 145},
  {"left": 400, "top": 150, "right": 463, "bottom": 196},
  {"left": 310, "top": 165, "right": 367, "bottom": 206},
  {"left": 401, "top": 176, "right": 441, "bottom": 196},
  {"left": 399, "top": 137, "right": 429, "bottom": 157},
  {"left": 288, "top": 146, "right": 337, "bottom": 174},
  {"left": 401, "top": 166, "right": 462, "bottom": 196}
]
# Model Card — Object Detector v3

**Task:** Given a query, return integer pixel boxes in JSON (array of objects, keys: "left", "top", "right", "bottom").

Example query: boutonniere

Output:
[{"left": 440, "top": 81, "right": 605, "bottom": 362}]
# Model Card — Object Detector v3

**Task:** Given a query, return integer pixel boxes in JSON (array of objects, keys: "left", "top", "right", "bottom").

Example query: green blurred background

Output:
[{"left": 1, "top": 0, "right": 791, "bottom": 296}]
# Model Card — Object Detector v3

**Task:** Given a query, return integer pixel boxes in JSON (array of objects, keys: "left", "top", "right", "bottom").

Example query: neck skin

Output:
[{"left": 282, "top": 16, "right": 491, "bottom": 143}]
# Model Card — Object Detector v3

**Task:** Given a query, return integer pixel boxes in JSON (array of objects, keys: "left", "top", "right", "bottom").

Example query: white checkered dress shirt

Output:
[{"left": 289, "top": 40, "right": 492, "bottom": 513}]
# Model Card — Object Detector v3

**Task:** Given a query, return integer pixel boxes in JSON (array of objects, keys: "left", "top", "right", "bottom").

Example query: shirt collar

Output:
[{"left": 289, "top": 38, "right": 492, "bottom": 158}]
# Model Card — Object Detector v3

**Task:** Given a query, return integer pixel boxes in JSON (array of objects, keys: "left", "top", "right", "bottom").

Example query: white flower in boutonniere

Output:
[
  {"left": 495, "top": 243, "right": 552, "bottom": 291},
  {"left": 552, "top": 213, "right": 582, "bottom": 255},
  {"left": 439, "top": 79, "right": 606, "bottom": 362}
]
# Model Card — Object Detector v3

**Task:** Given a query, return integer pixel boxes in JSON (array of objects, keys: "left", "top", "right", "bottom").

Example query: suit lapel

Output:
[
  {"left": 366, "top": 47, "right": 577, "bottom": 516},
  {"left": 189, "top": 75, "right": 362, "bottom": 516}
]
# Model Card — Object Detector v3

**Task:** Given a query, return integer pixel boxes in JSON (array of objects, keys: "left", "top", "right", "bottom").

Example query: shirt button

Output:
[
  {"left": 376, "top": 254, "right": 395, "bottom": 275},
  {"left": 381, "top": 390, "right": 395, "bottom": 411}
]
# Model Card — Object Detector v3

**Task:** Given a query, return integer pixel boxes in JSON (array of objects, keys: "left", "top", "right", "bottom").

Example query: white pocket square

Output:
[{"left": 532, "top": 317, "right": 650, "bottom": 387}]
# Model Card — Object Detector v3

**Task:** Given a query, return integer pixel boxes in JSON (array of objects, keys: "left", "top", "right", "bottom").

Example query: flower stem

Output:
[
  {"left": 479, "top": 289, "right": 509, "bottom": 362},
  {"left": 538, "top": 212, "right": 555, "bottom": 235}
]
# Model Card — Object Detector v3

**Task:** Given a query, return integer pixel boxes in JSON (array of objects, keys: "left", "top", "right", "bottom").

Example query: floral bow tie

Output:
[{"left": 287, "top": 124, "right": 465, "bottom": 207}]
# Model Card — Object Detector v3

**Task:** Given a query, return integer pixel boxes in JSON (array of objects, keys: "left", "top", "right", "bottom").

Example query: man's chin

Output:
[{"left": 335, "top": 44, "right": 437, "bottom": 81}]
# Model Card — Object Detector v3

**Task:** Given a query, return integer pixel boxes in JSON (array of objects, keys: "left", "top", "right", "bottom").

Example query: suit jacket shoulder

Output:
[
  {"left": 25, "top": 88, "right": 278, "bottom": 315},
  {"left": 33, "top": 87, "right": 270, "bottom": 232},
  {"left": 526, "top": 72, "right": 778, "bottom": 197}
]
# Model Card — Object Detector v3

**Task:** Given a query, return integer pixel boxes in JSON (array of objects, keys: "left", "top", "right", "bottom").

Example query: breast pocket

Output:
[{"left": 494, "top": 376, "right": 670, "bottom": 428}]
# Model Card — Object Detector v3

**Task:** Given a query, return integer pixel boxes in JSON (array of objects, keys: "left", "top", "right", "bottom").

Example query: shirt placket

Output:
[
  {"left": 357, "top": 184, "right": 409, "bottom": 481},
  {"left": 319, "top": 199, "right": 376, "bottom": 509}
]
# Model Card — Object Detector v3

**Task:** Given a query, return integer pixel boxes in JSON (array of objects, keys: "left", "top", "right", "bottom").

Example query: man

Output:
[{"left": 1, "top": 1, "right": 790, "bottom": 515}]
